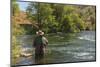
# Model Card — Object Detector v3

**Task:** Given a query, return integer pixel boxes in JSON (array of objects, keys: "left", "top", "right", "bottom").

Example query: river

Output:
[{"left": 15, "top": 31, "right": 96, "bottom": 66}]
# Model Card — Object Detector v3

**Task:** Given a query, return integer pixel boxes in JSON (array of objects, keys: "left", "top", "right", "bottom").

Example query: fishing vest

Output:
[{"left": 34, "top": 36, "right": 47, "bottom": 47}]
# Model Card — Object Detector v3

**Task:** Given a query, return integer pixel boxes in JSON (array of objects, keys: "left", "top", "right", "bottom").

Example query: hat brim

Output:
[{"left": 36, "top": 31, "right": 44, "bottom": 35}]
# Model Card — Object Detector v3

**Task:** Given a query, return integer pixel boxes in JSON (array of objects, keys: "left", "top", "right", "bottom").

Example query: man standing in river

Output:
[{"left": 33, "top": 30, "right": 48, "bottom": 61}]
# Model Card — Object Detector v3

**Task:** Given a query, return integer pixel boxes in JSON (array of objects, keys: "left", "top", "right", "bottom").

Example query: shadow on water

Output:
[{"left": 14, "top": 31, "right": 96, "bottom": 66}]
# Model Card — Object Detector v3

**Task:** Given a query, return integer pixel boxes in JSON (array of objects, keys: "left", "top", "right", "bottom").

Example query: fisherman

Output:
[{"left": 33, "top": 30, "right": 48, "bottom": 60}]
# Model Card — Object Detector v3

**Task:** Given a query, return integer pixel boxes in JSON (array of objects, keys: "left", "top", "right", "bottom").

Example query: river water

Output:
[{"left": 16, "top": 31, "right": 96, "bottom": 66}]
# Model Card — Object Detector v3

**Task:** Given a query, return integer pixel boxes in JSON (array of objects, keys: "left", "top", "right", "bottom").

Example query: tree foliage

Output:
[
  {"left": 12, "top": 0, "right": 20, "bottom": 16},
  {"left": 26, "top": 3, "right": 96, "bottom": 33},
  {"left": 12, "top": 0, "right": 25, "bottom": 64}
]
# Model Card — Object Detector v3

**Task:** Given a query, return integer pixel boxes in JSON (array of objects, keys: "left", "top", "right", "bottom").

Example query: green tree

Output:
[
  {"left": 27, "top": 3, "right": 57, "bottom": 33},
  {"left": 12, "top": 0, "right": 25, "bottom": 64},
  {"left": 12, "top": 0, "right": 20, "bottom": 16},
  {"left": 26, "top": 2, "right": 96, "bottom": 33}
]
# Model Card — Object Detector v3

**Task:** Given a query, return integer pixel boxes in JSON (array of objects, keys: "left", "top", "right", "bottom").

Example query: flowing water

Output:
[{"left": 15, "top": 31, "right": 96, "bottom": 65}]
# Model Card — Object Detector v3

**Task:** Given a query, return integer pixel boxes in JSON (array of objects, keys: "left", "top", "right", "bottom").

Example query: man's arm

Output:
[{"left": 42, "top": 37, "right": 48, "bottom": 47}]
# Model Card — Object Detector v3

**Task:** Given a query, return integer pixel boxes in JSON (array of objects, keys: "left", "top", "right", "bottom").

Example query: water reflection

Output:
[
  {"left": 34, "top": 48, "right": 46, "bottom": 64},
  {"left": 34, "top": 55, "right": 45, "bottom": 64}
]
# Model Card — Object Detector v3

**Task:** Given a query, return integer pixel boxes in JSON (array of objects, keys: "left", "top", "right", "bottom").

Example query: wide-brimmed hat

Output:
[{"left": 36, "top": 30, "right": 44, "bottom": 35}]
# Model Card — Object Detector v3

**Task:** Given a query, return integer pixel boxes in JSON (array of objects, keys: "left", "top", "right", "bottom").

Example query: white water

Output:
[{"left": 78, "top": 35, "right": 95, "bottom": 41}]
